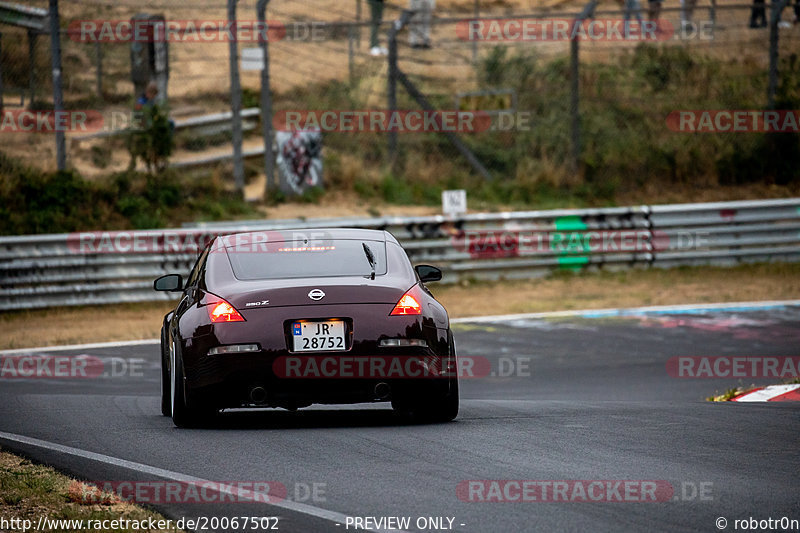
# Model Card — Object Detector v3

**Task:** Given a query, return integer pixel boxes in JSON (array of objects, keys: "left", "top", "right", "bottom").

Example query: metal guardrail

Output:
[
  {"left": 1, "top": 199, "right": 798, "bottom": 310},
  {"left": 69, "top": 108, "right": 261, "bottom": 146}
]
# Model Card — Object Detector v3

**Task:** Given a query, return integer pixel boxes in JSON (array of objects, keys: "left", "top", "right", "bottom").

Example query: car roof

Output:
[{"left": 212, "top": 228, "right": 396, "bottom": 249}]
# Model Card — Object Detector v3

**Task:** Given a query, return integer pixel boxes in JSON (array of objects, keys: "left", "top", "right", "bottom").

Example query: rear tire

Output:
[
  {"left": 160, "top": 326, "right": 171, "bottom": 417},
  {"left": 426, "top": 376, "right": 459, "bottom": 422},
  {"left": 391, "top": 375, "right": 459, "bottom": 423},
  {"left": 392, "top": 331, "right": 460, "bottom": 423},
  {"left": 170, "top": 340, "right": 213, "bottom": 428}
]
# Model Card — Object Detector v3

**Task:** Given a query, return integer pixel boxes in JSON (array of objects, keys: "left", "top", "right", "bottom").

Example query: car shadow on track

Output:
[{"left": 168, "top": 409, "right": 453, "bottom": 430}]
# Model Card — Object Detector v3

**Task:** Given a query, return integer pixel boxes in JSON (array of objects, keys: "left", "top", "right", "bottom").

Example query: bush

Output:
[
  {"left": 0, "top": 154, "right": 257, "bottom": 235},
  {"left": 127, "top": 104, "right": 175, "bottom": 173}
]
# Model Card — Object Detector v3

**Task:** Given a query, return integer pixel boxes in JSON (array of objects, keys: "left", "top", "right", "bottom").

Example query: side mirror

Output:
[
  {"left": 415, "top": 264, "right": 442, "bottom": 283},
  {"left": 154, "top": 274, "right": 183, "bottom": 292}
]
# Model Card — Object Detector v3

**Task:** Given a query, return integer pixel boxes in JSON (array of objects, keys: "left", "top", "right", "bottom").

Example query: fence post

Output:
[
  {"left": 228, "top": 0, "right": 245, "bottom": 196},
  {"left": 0, "top": 33, "right": 4, "bottom": 113},
  {"left": 356, "top": 0, "right": 362, "bottom": 49},
  {"left": 48, "top": 0, "right": 66, "bottom": 170},
  {"left": 387, "top": 15, "right": 404, "bottom": 172},
  {"left": 708, "top": 0, "right": 716, "bottom": 38},
  {"left": 767, "top": 0, "right": 790, "bottom": 109},
  {"left": 28, "top": 30, "right": 36, "bottom": 107},
  {"left": 569, "top": 36, "right": 580, "bottom": 173},
  {"left": 570, "top": 0, "right": 597, "bottom": 173},
  {"left": 348, "top": 25, "right": 355, "bottom": 85},
  {"left": 472, "top": 0, "right": 479, "bottom": 63},
  {"left": 94, "top": 41, "right": 103, "bottom": 100},
  {"left": 256, "top": 0, "right": 276, "bottom": 197}
]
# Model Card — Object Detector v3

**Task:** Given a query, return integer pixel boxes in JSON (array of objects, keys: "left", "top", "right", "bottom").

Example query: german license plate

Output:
[{"left": 292, "top": 320, "right": 346, "bottom": 352}]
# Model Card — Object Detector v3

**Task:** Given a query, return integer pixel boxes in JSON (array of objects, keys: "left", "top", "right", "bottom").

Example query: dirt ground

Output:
[{"left": 2, "top": 262, "right": 797, "bottom": 350}]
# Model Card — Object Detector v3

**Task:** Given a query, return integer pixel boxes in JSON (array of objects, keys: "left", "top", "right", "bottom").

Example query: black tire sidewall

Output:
[{"left": 160, "top": 326, "right": 171, "bottom": 417}]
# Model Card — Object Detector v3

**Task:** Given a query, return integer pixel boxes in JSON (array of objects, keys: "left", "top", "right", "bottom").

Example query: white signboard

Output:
[
  {"left": 442, "top": 189, "right": 467, "bottom": 216},
  {"left": 241, "top": 47, "right": 264, "bottom": 71}
]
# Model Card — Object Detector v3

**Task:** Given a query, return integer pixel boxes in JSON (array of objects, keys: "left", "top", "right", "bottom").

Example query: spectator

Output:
[
  {"left": 750, "top": 0, "right": 767, "bottom": 28},
  {"left": 648, "top": 0, "right": 663, "bottom": 22},
  {"left": 615, "top": 0, "right": 643, "bottom": 38},
  {"left": 129, "top": 80, "right": 174, "bottom": 172},
  {"left": 776, "top": 0, "right": 796, "bottom": 27},
  {"left": 681, "top": 0, "right": 697, "bottom": 24},
  {"left": 134, "top": 81, "right": 159, "bottom": 112},
  {"left": 368, "top": 0, "right": 387, "bottom": 56},
  {"left": 623, "top": 0, "right": 644, "bottom": 37},
  {"left": 133, "top": 81, "right": 160, "bottom": 130},
  {"left": 134, "top": 81, "right": 174, "bottom": 130},
  {"left": 409, "top": 0, "right": 435, "bottom": 48}
]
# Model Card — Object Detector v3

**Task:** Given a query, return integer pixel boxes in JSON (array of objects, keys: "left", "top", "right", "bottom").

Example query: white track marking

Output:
[
  {"left": 0, "top": 339, "right": 159, "bottom": 355},
  {"left": 0, "top": 431, "right": 407, "bottom": 533},
  {"left": 451, "top": 300, "right": 800, "bottom": 324}
]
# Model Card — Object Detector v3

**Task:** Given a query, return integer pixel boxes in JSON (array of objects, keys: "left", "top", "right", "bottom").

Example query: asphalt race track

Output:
[{"left": 1, "top": 305, "right": 799, "bottom": 533}]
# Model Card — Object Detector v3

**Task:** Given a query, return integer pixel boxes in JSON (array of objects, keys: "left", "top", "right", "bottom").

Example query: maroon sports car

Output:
[{"left": 154, "top": 228, "right": 458, "bottom": 427}]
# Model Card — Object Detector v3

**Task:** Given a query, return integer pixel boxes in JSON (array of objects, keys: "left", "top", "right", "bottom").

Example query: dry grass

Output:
[
  {"left": 0, "top": 301, "right": 175, "bottom": 351},
  {"left": 1, "top": 262, "right": 798, "bottom": 350},
  {"left": 0, "top": 448, "right": 183, "bottom": 532},
  {"left": 434, "top": 262, "right": 800, "bottom": 317}
]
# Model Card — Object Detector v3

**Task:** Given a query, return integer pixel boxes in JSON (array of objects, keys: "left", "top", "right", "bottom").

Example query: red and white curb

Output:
[{"left": 731, "top": 384, "right": 800, "bottom": 402}]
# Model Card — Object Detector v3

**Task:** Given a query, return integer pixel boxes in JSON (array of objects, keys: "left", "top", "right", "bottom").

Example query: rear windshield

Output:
[{"left": 225, "top": 238, "right": 388, "bottom": 280}]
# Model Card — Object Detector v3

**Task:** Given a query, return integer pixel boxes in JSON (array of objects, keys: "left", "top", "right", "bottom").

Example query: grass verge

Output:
[
  {"left": 1, "top": 262, "right": 798, "bottom": 350},
  {"left": 0, "top": 448, "right": 182, "bottom": 532}
]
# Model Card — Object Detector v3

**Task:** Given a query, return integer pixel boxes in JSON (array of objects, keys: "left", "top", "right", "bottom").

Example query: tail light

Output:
[
  {"left": 207, "top": 296, "right": 245, "bottom": 323},
  {"left": 390, "top": 289, "right": 422, "bottom": 316}
]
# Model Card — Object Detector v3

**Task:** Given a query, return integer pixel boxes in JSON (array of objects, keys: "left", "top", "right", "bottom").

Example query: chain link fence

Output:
[{"left": 1, "top": 1, "right": 798, "bottom": 201}]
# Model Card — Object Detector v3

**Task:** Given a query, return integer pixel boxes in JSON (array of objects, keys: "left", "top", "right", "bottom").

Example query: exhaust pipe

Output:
[
  {"left": 374, "top": 382, "right": 390, "bottom": 400},
  {"left": 249, "top": 386, "right": 268, "bottom": 405}
]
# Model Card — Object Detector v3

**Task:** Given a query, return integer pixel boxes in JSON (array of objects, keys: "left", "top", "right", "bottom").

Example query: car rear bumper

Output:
[
  {"left": 181, "top": 341, "right": 454, "bottom": 409},
  {"left": 186, "top": 372, "right": 453, "bottom": 410}
]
